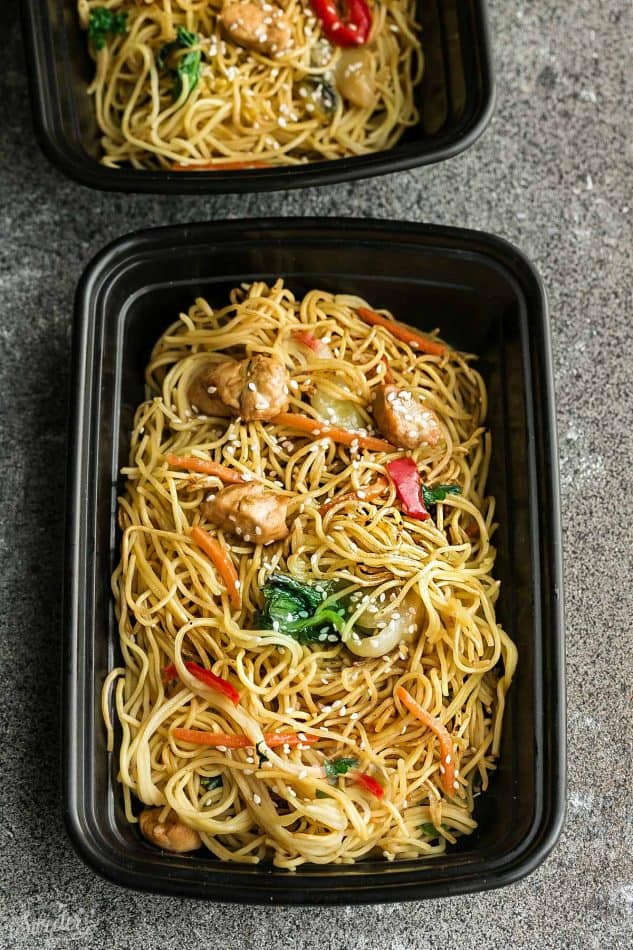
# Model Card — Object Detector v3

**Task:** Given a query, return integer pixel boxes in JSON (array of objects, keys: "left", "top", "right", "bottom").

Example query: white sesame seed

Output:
[{"left": 253, "top": 793, "right": 262, "bottom": 805}]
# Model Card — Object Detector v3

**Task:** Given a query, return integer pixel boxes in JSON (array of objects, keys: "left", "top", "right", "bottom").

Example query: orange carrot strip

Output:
[
  {"left": 166, "top": 454, "right": 244, "bottom": 484},
  {"left": 319, "top": 477, "right": 389, "bottom": 517},
  {"left": 191, "top": 526, "right": 241, "bottom": 610},
  {"left": 357, "top": 307, "right": 446, "bottom": 357},
  {"left": 171, "top": 728, "right": 319, "bottom": 749},
  {"left": 396, "top": 686, "right": 456, "bottom": 796},
  {"left": 272, "top": 412, "right": 395, "bottom": 454},
  {"left": 171, "top": 161, "right": 269, "bottom": 172}
]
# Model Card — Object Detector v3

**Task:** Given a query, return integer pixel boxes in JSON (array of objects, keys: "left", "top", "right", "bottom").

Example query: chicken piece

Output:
[
  {"left": 372, "top": 384, "right": 442, "bottom": 450},
  {"left": 139, "top": 809, "right": 201, "bottom": 853},
  {"left": 219, "top": 2, "right": 291, "bottom": 57},
  {"left": 202, "top": 482, "right": 289, "bottom": 544},
  {"left": 189, "top": 354, "right": 289, "bottom": 421},
  {"left": 188, "top": 365, "right": 233, "bottom": 417}
]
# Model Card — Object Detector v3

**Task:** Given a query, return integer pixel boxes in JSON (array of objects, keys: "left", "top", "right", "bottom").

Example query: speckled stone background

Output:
[{"left": 1, "top": 0, "right": 632, "bottom": 947}]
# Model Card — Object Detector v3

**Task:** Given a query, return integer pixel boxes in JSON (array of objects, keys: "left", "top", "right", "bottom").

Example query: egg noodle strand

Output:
[
  {"left": 77, "top": 0, "right": 423, "bottom": 167},
  {"left": 106, "top": 280, "right": 517, "bottom": 868}
]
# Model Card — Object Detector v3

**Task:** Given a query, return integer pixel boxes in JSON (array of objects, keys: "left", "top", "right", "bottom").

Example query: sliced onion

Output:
[
  {"left": 311, "top": 385, "right": 367, "bottom": 431},
  {"left": 347, "top": 590, "right": 424, "bottom": 658}
]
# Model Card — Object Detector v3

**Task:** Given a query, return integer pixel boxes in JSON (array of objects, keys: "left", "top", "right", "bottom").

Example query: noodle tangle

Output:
[{"left": 106, "top": 280, "right": 517, "bottom": 868}]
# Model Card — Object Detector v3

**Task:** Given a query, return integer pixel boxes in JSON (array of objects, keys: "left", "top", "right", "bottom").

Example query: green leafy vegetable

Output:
[
  {"left": 157, "top": 27, "right": 202, "bottom": 100},
  {"left": 324, "top": 757, "right": 359, "bottom": 782},
  {"left": 200, "top": 775, "right": 222, "bottom": 791},
  {"left": 88, "top": 7, "right": 127, "bottom": 51},
  {"left": 256, "top": 740, "right": 269, "bottom": 767},
  {"left": 421, "top": 483, "right": 462, "bottom": 508},
  {"left": 295, "top": 79, "right": 339, "bottom": 120},
  {"left": 259, "top": 574, "right": 345, "bottom": 645},
  {"left": 420, "top": 821, "right": 448, "bottom": 839}
]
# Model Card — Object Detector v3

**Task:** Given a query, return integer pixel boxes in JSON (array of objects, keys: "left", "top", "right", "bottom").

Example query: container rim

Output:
[
  {"left": 21, "top": 1, "right": 495, "bottom": 194},
  {"left": 65, "top": 218, "right": 566, "bottom": 902}
]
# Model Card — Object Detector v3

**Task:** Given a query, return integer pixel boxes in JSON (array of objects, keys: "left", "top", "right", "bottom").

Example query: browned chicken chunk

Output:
[
  {"left": 219, "top": 2, "right": 291, "bottom": 57},
  {"left": 139, "top": 809, "right": 201, "bottom": 853},
  {"left": 202, "top": 483, "right": 289, "bottom": 544},
  {"left": 188, "top": 365, "right": 233, "bottom": 417},
  {"left": 189, "top": 354, "right": 289, "bottom": 421},
  {"left": 372, "top": 384, "right": 442, "bottom": 450}
]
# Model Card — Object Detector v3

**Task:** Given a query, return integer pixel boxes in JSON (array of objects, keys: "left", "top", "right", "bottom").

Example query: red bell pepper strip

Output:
[
  {"left": 163, "top": 662, "right": 240, "bottom": 706},
  {"left": 310, "top": 0, "right": 372, "bottom": 48},
  {"left": 293, "top": 330, "right": 324, "bottom": 354},
  {"left": 354, "top": 771, "right": 384, "bottom": 798},
  {"left": 386, "top": 457, "right": 430, "bottom": 521}
]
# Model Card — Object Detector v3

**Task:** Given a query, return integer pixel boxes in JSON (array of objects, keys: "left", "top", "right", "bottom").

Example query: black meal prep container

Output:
[
  {"left": 66, "top": 218, "right": 565, "bottom": 902},
  {"left": 22, "top": 0, "right": 494, "bottom": 193}
]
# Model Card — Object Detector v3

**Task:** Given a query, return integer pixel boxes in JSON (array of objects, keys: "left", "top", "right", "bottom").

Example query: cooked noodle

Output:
[
  {"left": 106, "top": 280, "right": 517, "bottom": 868},
  {"left": 77, "top": 0, "right": 423, "bottom": 168}
]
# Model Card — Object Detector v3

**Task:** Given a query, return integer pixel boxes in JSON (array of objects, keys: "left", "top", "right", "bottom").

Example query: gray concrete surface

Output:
[{"left": 1, "top": 1, "right": 632, "bottom": 947}]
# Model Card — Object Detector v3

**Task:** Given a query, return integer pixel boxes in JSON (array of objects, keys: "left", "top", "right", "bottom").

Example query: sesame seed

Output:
[{"left": 253, "top": 793, "right": 262, "bottom": 805}]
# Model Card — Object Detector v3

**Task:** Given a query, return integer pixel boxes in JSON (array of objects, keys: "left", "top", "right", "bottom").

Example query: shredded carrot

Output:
[
  {"left": 171, "top": 728, "right": 319, "bottom": 749},
  {"left": 165, "top": 454, "right": 244, "bottom": 484},
  {"left": 396, "top": 686, "right": 456, "bottom": 796},
  {"left": 319, "top": 477, "right": 389, "bottom": 517},
  {"left": 357, "top": 307, "right": 446, "bottom": 357},
  {"left": 272, "top": 412, "right": 395, "bottom": 454},
  {"left": 171, "top": 161, "right": 270, "bottom": 172},
  {"left": 191, "top": 526, "right": 241, "bottom": 609}
]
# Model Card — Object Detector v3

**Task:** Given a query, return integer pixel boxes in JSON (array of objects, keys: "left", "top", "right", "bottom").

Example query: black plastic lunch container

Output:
[
  {"left": 66, "top": 218, "right": 565, "bottom": 902},
  {"left": 21, "top": 1, "right": 494, "bottom": 193}
]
